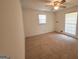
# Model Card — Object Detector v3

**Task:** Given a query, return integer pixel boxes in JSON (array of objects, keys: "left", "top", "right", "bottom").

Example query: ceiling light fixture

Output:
[
  {"left": 46, "top": 0, "right": 66, "bottom": 10},
  {"left": 54, "top": 6, "right": 59, "bottom": 10}
]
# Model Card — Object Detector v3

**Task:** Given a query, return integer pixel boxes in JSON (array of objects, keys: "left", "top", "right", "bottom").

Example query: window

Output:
[
  {"left": 38, "top": 15, "right": 46, "bottom": 24},
  {"left": 65, "top": 12, "right": 77, "bottom": 35}
]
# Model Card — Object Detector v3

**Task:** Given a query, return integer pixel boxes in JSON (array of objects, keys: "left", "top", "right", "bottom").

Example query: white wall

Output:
[
  {"left": 23, "top": 9, "right": 55, "bottom": 37},
  {"left": 0, "top": 0, "right": 25, "bottom": 59},
  {"left": 54, "top": 6, "right": 77, "bottom": 37}
]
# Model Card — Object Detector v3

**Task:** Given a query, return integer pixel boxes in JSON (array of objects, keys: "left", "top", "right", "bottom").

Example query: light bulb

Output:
[{"left": 54, "top": 6, "right": 59, "bottom": 10}]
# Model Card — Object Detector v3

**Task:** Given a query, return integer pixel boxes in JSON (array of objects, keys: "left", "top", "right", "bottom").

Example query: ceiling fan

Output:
[{"left": 45, "top": 0, "right": 66, "bottom": 10}]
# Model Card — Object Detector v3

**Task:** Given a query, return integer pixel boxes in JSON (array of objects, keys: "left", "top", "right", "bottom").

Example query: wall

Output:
[
  {"left": 54, "top": 6, "right": 77, "bottom": 37},
  {"left": 0, "top": 0, "right": 25, "bottom": 59},
  {"left": 23, "top": 9, "right": 55, "bottom": 37}
]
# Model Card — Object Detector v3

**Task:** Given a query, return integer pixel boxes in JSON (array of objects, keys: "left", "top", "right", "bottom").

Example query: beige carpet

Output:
[{"left": 25, "top": 32, "right": 77, "bottom": 59}]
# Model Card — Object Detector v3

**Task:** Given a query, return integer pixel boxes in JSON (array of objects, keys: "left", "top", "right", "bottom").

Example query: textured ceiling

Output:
[{"left": 20, "top": 0, "right": 78, "bottom": 12}]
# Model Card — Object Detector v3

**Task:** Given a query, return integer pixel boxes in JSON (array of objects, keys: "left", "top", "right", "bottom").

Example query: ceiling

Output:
[{"left": 20, "top": 0, "right": 78, "bottom": 12}]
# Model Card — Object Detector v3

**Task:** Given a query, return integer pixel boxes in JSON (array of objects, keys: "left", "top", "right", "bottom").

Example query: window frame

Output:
[
  {"left": 38, "top": 14, "right": 47, "bottom": 24},
  {"left": 64, "top": 11, "right": 78, "bottom": 38},
  {"left": 64, "top": 12, "right": 77, "bottom": 36}
]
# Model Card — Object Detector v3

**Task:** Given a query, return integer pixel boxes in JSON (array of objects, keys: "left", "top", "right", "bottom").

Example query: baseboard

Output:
[
  {"left": 25, "top": 31, "right": 55, "bottom": 39},
  {"left": 55, "top": 31, "right": 78, "bottom": 39}
]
